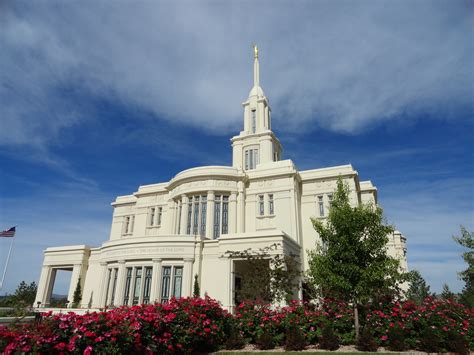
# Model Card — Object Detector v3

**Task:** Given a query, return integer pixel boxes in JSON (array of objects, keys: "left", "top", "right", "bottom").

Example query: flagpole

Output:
[{"left": 0, "top": 235, "right": 15, "bottom": 290}]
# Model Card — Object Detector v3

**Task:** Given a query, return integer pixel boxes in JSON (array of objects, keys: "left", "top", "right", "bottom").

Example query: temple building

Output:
[{"left": 35, "top": 47, "right": 408, "bottom": 310}]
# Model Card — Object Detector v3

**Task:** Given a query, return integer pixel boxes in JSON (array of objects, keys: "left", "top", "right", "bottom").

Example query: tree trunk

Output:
[{"left": 354, "top": 302, "right": 360, "bottom": 341}]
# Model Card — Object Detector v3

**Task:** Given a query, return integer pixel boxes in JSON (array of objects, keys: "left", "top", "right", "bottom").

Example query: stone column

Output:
[
  {"left": 229, "top": 192, "right": 237, "bottom": 233},
  {"left": 183, "top": 258, "right": 194, "bottom": 297},
  {"left": 206, "top": 191, "right": 215, "bottom": 239},
  {"left": 180, "top": 195, "right": 189, "bottom": 235},
  {"left": 98, "top": 262, "right": 108, "bottom": 308},
  {"left": 164, "top": 199, "right": 176, "bottom": 234},
  {"left": 67, "top": 264, "right": 82, "bottom": 308},
  {"left": 35, "top": 266, "right": 49, "bottom": 307},
  {"left": 149, "top": 258, "right": 163, "bottom": 303},
  {"left": 113, "top": 260, "right": 126, "bottom": 307},
  {"left": 237, "top": 181, "right": 245, "bottom": 233}
]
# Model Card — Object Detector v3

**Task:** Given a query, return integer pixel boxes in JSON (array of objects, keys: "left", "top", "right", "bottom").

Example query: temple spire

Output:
[{"left": 253, "top": 44, "right": 259, "bottom": 86}]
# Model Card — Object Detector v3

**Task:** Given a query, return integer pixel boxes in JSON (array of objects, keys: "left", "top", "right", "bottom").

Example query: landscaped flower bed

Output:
[{"left": 1, "top": 296, "right": 472, "bottom": 354}]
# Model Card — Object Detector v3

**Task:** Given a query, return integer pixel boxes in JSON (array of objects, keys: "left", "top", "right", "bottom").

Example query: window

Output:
[
  {"left": 157, "top": 207, "right": 163, "bottom": 225},
  {"left": 259, "top": 195, "right": 264, "bottom": 216},
  {"left": 123, "top": 267, "right": 132, "bottom": 304},
  {"left": 105, "top": 268, "right": 119, "bottom": 306},
  {"left": 213, "top": 194, "right": 229, "bottom": 238},
  {"left": 148, "top": 207, "right": 163, "bottom": 227},
  {"left": 122, "top": 215, "right": 134, "bottom": 235},
  {"left": 185, "top": 195, "right": 207, "bottom": 236},
  {"left": 161, "top": 266, "right": 183, "bottom": 303},
  {"left": 149, "top": 208, "right": 155, "bottom": 226},
  {"left": 328, "top": 194, "right": 333, "bottom": 208},
  {"left": 251, "top": 110, "right": 256, "bottom": 133},
  {"left": 268, "top": 194, "right": 274, "bottom": 215},
  {"left": 222, "top": 196, "right": 229, "bottom": 234},
  {"left": 132, "top": 267, "right": 142, "bottom": 305},
  {"left": 318, "top": 195, "right": 324, "bottom": 217},
  {"left": 244, "top": 149, "right": 259, "bottom": 170},
  {"left": 142, "top": 267, "right": 153, "bottom": 304}
]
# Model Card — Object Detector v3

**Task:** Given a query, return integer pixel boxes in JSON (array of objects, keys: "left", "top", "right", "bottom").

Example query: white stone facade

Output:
[{"left": 35, "top": 49, "right": 408, "bottom": 310}]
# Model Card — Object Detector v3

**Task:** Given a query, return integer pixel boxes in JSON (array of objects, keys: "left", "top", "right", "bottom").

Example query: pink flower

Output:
[
  {"left": 380, "top": 335, "right": 388, "bottom": 341},
  {"left": 84, "top": 345, "right": 93, "bottom": 355}
]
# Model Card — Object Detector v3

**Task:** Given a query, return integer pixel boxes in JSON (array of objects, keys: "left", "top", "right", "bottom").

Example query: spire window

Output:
[
  {"left": 244, "top": 148, "right": 259, "bottom": 170},
  {"left": 251, "top": 110, "right": 256, "bottom": 133}
]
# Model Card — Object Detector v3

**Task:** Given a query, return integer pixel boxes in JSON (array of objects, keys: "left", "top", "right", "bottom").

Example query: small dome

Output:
[{"left": 248, "top": 85, "right": 265, "bottom": 98}]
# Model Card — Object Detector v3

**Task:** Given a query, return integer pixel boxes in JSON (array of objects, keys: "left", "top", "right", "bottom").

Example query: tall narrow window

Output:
[
  {"left": 259, "top": 195, "right": 265, "bottom": 216},
  {"left": 149, "top": 208, "right": 155, "bottom": 226},
  {"left": 254, "top": 149, "right": 259, "bottom": 167},
  {"left": 161, "top": 266, "right": 172, "bottom": 303},
  {"left": 318, "top": 196, "right": 324, "bottom": 217},
  {"left": 111, "top": 268, "right": 118, "bottom": 305},
  {"left": 143, "top": 267, "right": 153, "bottom": 304},
  {"left": 157, "top": 207, "right": 163, "bottom": 225},
  {"left": 123, "top": 267, "right": 132, "bottom": 305},
  {"left": 245, "top": 151, "right": 249, "bottom": 170},
  {"left": 172, "top": 267, "right": 183, "bottom": 298},
  {"left": 251, "top": 110, "right": 256, "bottom": 133},
  {"left": 123, "top": 216, "right": 130, "bottom": 234},
  {"left": 132, "top": 267, "right": 142, "bottom": 305},
  {"left": 249, "top": 149, "right": 254, "bottom": 169},
  {"left": 328, "top": 194, "right": 333, "bottom": 208},
  {"left": 193, "top": 197, "right": 199, "bottom": 235},
  {"left": 129, "top": 215, "right": 135, "bottom": 234},
  {"left": 200, "top": 195, "right": 207, "bottom": 236},
  {"left": 214, "top": 195, "right": 221, "bottom": 238},
  {"left": 268, "top": 194, "right": 274, "bottom": 215},
  {"left": 186, "top": 198, "right": 192, "bottom": 234},
  {"left": 222, "top": 196, "right": 229, "bottom": 234}
]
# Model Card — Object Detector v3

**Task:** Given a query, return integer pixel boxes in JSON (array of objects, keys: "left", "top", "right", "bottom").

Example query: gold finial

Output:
[{"left": 253, "top": 44, "right": 259, "bottom": 59}]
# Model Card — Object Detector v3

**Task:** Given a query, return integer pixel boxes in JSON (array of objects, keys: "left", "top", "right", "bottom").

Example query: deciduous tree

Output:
[{"left": 307, "top": 178, "right": 406, "bottom": 340}]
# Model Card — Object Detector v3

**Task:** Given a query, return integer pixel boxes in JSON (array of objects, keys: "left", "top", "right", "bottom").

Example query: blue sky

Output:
[{"left": 0, "top": 1, "right": 473, "bottom": 295}]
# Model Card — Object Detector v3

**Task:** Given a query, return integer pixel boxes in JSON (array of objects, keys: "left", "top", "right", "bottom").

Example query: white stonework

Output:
[{"left": 35, "top": 49, "right": 408, "bottom": 310}]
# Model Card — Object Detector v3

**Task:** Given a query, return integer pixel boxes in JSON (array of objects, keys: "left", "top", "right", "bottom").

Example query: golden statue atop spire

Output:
[{"left": 253, "top": 44, "right": 259, "bottom": 59}]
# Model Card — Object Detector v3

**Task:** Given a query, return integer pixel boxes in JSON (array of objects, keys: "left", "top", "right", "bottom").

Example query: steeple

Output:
[
  {"left": 230, "top": 45, "right": 283, "bottom": 171},
  {"left": 249, "top": 44, "right": 265, "bottom": 98}
]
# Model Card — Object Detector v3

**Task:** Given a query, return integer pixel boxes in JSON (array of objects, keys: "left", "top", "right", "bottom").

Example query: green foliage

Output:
[
  {"left": 72, "top": 277, "right": 82, "bottom": 308},
  {"left": 224, "top": 319, "right": 246, "bottom": 350},
  {"left": 441, "top": 283, "right": 456, "bottom": 300},
  {"left": 307, "top": 179, "right": 405, "bottom": 304},
  {"left": 13, "top": 281, "right": 37, "bottom": 307},
  {"left": 453, "top": 226, "right": 474, "bottom": 307},
  {"left": 386, "top": 324, "right": 406, "bottom": 351},
  {"left": 284, "top": 325, "right": 306, "bottom": 351},
  {"left": 306, "top": 178, "right": 406, "bottom": 340},
  {"left": 406, "top": 270, "right": 431, "bottom": 304},
  {"left": 256, "top": 329, "right": 275, "bottom": 350},
  {"left": 224, "top": 243, "right": 300, "bottom": 303},
  {"left": 319, "top": 323, "right": 340, "bottom": 350},
  {"left": 356, "top": 326, "right": 378, "bottom": 352},
  {"left": 193, "top": 274, "right": 200, "bottom": 297}
]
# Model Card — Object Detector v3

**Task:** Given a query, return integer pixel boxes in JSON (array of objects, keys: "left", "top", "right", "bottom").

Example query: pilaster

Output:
[
  {"left": 206, "top": 191, "right": 215, "bottom": 239},
  {"left": 150, "top": 258, "right": 163, "bottom": 303},
  {"left": 113, "top": 260, "right": 126, "bottom": 307},
  {"left": 183, "top": 258, "right": 194, "bottom": 297}
]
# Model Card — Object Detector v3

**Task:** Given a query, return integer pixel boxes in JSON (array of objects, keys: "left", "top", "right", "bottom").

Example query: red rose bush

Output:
[{"left": 1, "top": 296, "right": 472, "bottom": 353}]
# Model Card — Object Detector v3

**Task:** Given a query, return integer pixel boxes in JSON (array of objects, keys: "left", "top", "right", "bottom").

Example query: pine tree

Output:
[
  {"left": 193, "top": 274, "right": 200, "bottom": 297},
  {"left": 453, "top": 226, "right": 473, "bottom": 307},
  {"left": 441, "top": 283, "right": 455, "bottom": 300},
  {"left": 72, "top": 277, "right": 82, "bottom": 308},
  {"left": 406, "top": 270, "right": 431, "bottom": 304},
  {"left": 307, "top": 178, "right": 406, "bottom": 340}
]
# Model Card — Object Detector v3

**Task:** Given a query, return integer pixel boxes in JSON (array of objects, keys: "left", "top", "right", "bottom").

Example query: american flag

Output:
[{"left": 0, "top": 227, "right": 15, "bottom": 238}]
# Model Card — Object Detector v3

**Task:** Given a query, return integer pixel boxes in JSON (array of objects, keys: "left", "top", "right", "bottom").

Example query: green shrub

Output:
[
  {"left": 256, "top": 329, "right": 275, "bottom": 350},
  {"left": 319, "top": 323, "right": 339, "bottom": 351},
  {"left": 356, "top": 326, "right": 378, "bottom": 352},
  {"left": 284, "top": 324, "right": 306, "bottom": 351}
]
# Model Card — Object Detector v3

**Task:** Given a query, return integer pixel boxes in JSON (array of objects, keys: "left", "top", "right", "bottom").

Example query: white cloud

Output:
[{"left": 0, "top": 1, "right": 472, "bottom": 150}]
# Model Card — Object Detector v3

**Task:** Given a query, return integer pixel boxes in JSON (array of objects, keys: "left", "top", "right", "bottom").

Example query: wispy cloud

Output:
[{"left": 1, "top": 1, "right": 472, "bottom": 152}]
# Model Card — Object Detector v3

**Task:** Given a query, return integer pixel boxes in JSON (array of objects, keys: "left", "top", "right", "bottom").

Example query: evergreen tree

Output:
[
  {"left": 72, "top": 277, "right": 82, "bottom": 308},
  {"left": 453, "top": 226, "right": 474, "bottom": 307},
  {"left": 13, "top": 281, "right": 37, "bottom": 307},
  {"left": 440, "top": 283, "right": 455, "bottom": 300},
  {"left": 193, "top": 274, "right": 200, "bottom": 297},
  {"left": 406, "top": 270, "right": 431, "bottom": 304},
  {"left": 307, "top": 178, "right": 406, "bottom": 340}
]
